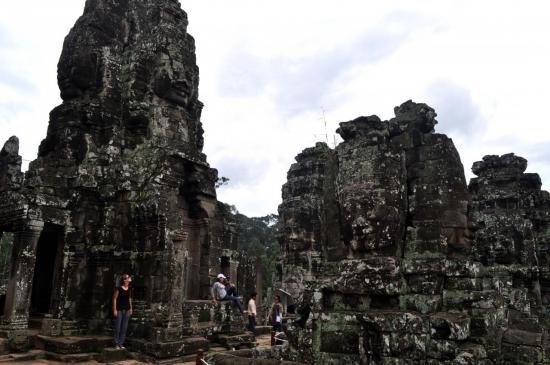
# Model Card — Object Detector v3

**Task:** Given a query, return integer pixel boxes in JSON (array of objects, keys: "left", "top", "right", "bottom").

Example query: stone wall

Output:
[
  {"left": 278, "top": 101, "right": 550, "bottom": 364},
  {"left": 469, "top": 154, "right": 550, "bottom": 364}
]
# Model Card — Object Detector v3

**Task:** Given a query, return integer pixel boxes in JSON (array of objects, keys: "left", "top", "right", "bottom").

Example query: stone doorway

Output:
[
  {"left": 183, "top": 219, "right": 211, "bottom": 300},
  {"left": 220, "top": 256, "right": 230, "bottom": 276},
  {"left": 29, "top": 223, "right": 64, "bottom": 318},
  {"left": 0, "top": 232, "right": 14, "bottom": 315},
  {"left": 185, "top": 225, "right": 202, "bottom": 300}
]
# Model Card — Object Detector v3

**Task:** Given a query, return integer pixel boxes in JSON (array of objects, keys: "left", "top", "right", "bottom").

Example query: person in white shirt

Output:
[
  {"left": 211, "top": 273, "right": 243, "bottom": 314},
  {"left": 247, "top": 292, "right": 257, "bottom": 332}
]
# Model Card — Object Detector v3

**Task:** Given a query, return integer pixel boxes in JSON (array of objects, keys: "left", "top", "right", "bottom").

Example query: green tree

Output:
[{"left": 234, "top": 212, "right": 280, "bottom": 293}]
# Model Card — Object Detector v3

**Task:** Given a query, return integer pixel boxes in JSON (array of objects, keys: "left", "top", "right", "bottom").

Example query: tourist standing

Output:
[
  {"left": 269, "top": 294, "right": 283, "bottom": 332},
  {"left": 247, "top": 292, "right": 257, "bottom": 332},
  {"left": 113, "top": 274, "right": 132, "bottom": 349},
  {"left": 211, "top": 273, "right": 244, "bottom": 314}
]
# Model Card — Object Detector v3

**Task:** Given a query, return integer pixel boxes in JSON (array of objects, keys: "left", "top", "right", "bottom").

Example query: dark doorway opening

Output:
[
  {"left": 0, "top": 232, "right": 14, "bottom": 315},
  {"left": 220, "top": 256, "right": 230, "bottom": 276},
  {"left": 184, "top": 221, "right": 212, "bottom": 300},
  {"left": 30, "top": 224, "right": 64, "bottom": 317},
  {"left": 184, "top": 220, "right": 202, "bottom": 300}
]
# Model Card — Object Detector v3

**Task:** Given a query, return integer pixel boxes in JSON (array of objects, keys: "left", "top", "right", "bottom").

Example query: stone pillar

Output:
[
  {"left": 255, "top": 258, "right": 263, "bottom": 311},
  {"left": 144, "top": 234, "right": 188, "bottom": 358},
  {"left": 229, "top": 259, "right": 238, "bottom": 286},
  {"left": 0, "top": 220, "right": 43, "bottom": 350}
]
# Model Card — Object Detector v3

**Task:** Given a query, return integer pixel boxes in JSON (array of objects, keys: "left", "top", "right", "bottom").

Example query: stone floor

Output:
[{"left": 0, "top": 333, "right": 274, "bottom": 364}]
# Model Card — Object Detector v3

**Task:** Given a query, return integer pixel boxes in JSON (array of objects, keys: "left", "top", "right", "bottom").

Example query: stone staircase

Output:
[
  {"left": 35, "top": 335, "right": 130, "bottom": 363},
  {"left": 0, "top": 333, "right": 274, "bottom": 364},
  {"left": 0, "top": 338, "right": 7, "bottom": 356},
  {"left": 0, "top": 300, "right": 268, "bottom": 363}
]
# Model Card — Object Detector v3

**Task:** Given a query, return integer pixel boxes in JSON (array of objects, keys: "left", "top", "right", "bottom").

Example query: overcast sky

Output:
[{"left": 1, "top": 1, "right": 550, "bottom": 217}]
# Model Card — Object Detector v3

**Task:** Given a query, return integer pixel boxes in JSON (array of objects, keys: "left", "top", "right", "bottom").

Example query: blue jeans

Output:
[
  {"left": 226, "top": 285, "right": 238, "bottom": 297},
  {"left": 222, "top": 294, "right": 243, "bottom": 314},
  {"left": 114, "top": 309, "right": 130, "bottom": 346}
]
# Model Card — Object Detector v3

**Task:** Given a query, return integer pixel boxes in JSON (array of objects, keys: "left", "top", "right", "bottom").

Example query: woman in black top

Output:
[{"left": 113, "top": 274, "right": 132, "bottom": 349}]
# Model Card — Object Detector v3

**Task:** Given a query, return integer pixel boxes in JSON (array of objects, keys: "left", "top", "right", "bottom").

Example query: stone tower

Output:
[
  {"left": 0, "top": 0, "right": 244, "bottom": 357},
  {"left": 278, "top": 101, "right": 550, "bottom": 364}
]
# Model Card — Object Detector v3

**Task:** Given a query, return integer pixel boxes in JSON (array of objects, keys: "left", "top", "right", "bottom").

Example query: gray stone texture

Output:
[{"left": 278, "top": 101, "right": 550, "bottom": 364}]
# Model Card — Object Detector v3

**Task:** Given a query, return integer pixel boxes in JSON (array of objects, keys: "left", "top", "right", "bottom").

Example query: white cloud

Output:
[{"left": 1, "top": 0, "right": 550, "bottom": 216}]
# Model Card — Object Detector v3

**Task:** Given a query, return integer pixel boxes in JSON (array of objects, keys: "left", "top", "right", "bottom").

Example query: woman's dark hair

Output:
[
  {"left": 120, "top": 273, "right": 131, "bottom": 286},
  {"left": 275, "top": 294, "right": 281, "bottom": 302},
  {"left": 250, "top": 292, "right": 257, "bottom": 298}
]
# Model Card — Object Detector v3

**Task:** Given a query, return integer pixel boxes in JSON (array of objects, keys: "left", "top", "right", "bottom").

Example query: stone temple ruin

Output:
[
  {"left": 277, "top": 101, "right": 550, "bottom": 364},
  {"left": 1, "top": 1, "right": 550, "bottom": 365},
  {"left": 0, "top": 0, "right": 260, "bottom": 361}
]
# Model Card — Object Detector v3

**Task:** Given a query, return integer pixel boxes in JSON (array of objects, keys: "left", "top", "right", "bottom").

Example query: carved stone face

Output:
[
  {"left": 347, "top": 205, "right": 401, "bottom": 253},
  {"left": 153, "top": 62, "right": 195, "bottom": 107},
  {"left": 58, "top": 51, "right": 102, "bottom": 100}
]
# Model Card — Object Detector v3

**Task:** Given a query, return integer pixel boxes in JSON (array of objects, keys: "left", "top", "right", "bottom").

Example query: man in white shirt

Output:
[
  {"left": 247, "top": 292, "right": 257, "bottom": 333},
  {"left": 211, "top": 273, "right": 243, "bottom": 314}
]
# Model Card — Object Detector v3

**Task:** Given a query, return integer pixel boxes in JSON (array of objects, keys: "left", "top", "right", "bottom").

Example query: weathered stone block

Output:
[
  {"left": 406, "top": 274, "right": 444, "bottom": 295},
  {"left": 452, "top": 351, "right": 476, "bottom": 365},
  {"left": 458, "top": 343, "right": 487, "bottom": 361},
  {"left": 39, "top": 318, "right": 63, "bottom": 337},
  {"left": 97, "top": 347, "right": 130, "bottom": 363},
  {"left": 44, "top": 351, "right": 96, "bottom": 362},
  {"left": 426, "top": 339, "right": 458, "bottom": 360},
  {"left": 320, "top": 331, "right": 359, "bottom": 354},
  {"left": 361, "top": 311, "right": 427, "bottom": 334},
  {"left": 36, "top": 335, "right": 112, "bottom": 355},
  {"left": 389, "top": 333, "right": 427, "bottom": 359},
  {"left": 404, "top": 238, "right": 447, "bottom": 256},
  {"left": 444, "top": 278, "right": 483, "bottom": 291},
  {"left": 322, "top": 292, "right": 370, "bottom": 312},
  {"left": 331, "top": 257, "right": 405, "bottom": 295},
  {"left": 442, "top": 290, "right": 501, "bottom": 310},
  {"left": 182, "top": 300, "right": 219, "bottom": 337},
  {"left": 213, "top": 333, "right": 255, "bottom": 350},
  {"left": 402, "top": 257, "right": 444, "bottom": 275},
  {"left": 4, "top": 330, "right": 30, "bottom": 352},
  {"left": 129, "top": 337, "right": 207, "bottom": 359},
  {"left": 501, "top": 342, "right": 544, "bottom": 364},
  {"left": 0, "top": 338, "right": 7, "bottom": 355},
  {"left": 502, "top": 328, "right": 542, "bottom": 347},
  {"left": 400, "top": 294, "right": 442, "bottom": 314},
  {"left": 468, "top": 308, "right": 506, "bottom": 339},
  {"left": 430, "top": 313, "right": 470, "bottom": 340},
  {"left": 444, "top": 260, "right": 483, "bottom": 278}
]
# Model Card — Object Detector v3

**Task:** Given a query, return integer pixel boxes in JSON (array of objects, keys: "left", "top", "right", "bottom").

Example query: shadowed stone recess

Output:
[{"left": 277, "top": 101, "right": 550, "bottom": 364}]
